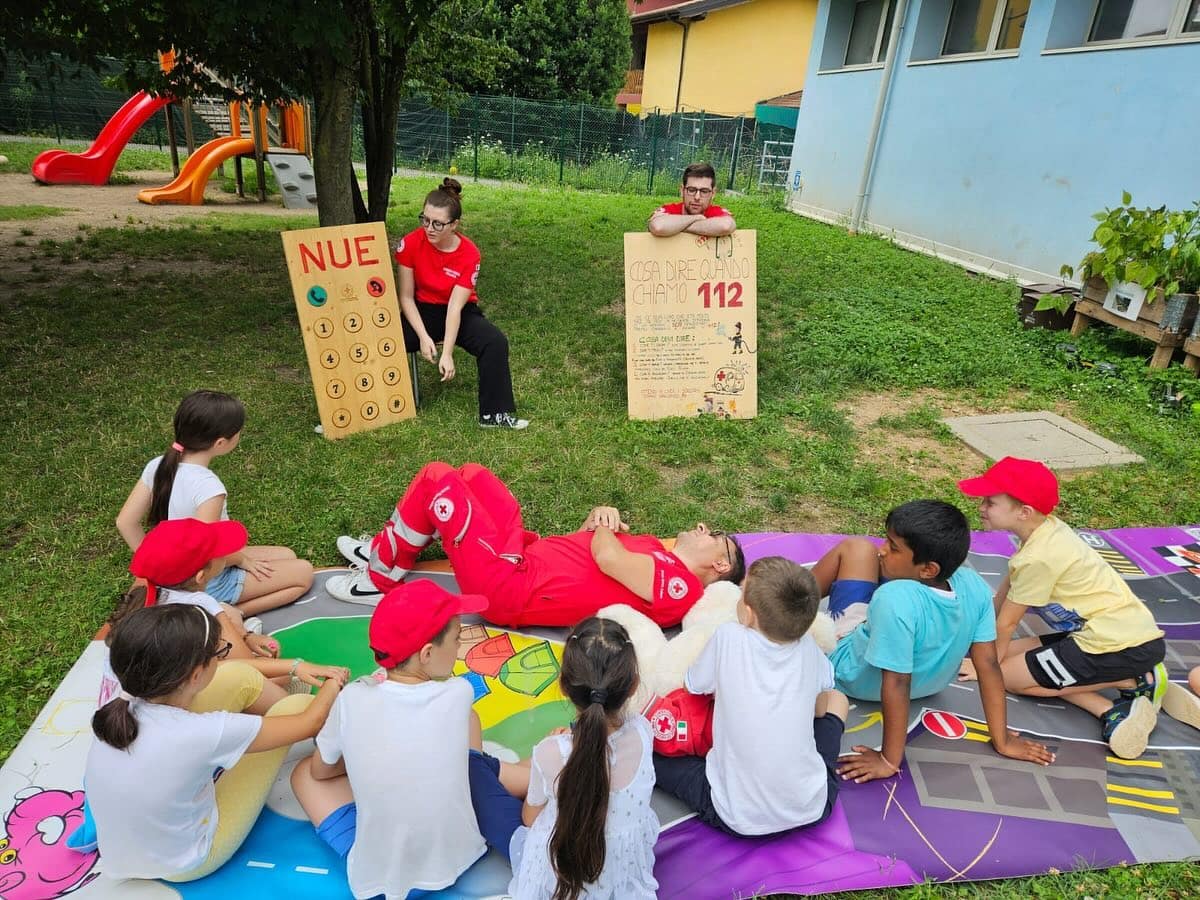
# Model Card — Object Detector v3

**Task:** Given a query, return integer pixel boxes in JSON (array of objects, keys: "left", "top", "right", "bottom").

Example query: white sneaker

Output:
[
  {"left": 480, "top": 412, "right": 530, "bottom": 430},
  {"left": 243, "top": 616, "right": 264, "bottom": 635},
  {"left": 325, "top": 566, "right": 383, "bottom": 606},
  {"left": 336, "top": 534, "right": 372, "bottom": 565}
]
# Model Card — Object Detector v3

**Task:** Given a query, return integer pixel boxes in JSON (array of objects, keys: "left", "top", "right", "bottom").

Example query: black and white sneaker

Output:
[
  {"left": 336, "top": 534, "right": 372, "bottom": 565},
  {"left": 325, "top": 565, "right": 383, "bottom": 606},
  {"left": 480, "top": 412, "right": 530, "bottom": 430}
]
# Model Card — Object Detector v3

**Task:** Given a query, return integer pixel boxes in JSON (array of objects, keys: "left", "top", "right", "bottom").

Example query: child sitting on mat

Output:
[
  {"left": 1163, "top": 665, "right": 1200, "bottom": 731},
  {"left": 116, "top": 389, "right": 313, "bottom": 617},
  {"left": 651, "top": 556, "right": 848, "bottom": 836},
  {"left": 813, "top": 499, "right": 1054, "bottom": 782},
  {"left": 291, "top": 581, "right": 494, "bottom": 900},
  {"left": 84, "top": 604, "right": 343, "bottom": 882},
  {"left": 958, "top": 457, "right": 1174, "bottom": 759},
  {"left": 470, "top": 616, "right": 658, "bottom": 900},
  {"left": 125, "top": 518, "right": 281, "bottom": 660}
]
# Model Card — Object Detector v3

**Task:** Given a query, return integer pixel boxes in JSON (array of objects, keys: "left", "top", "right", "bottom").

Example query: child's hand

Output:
[
  {"left": 837, "top": 746, "right": 900, "bottom": 783},
  {"left": 239, "top": 556, "right": 276, "bottom": 581},
  {"left": 993, "top": 733, "right": 1056, "bottom": 766},
  {"left": 957, "top": 658, "right": 978, "bottom": 682},
  {"left": 316, "top": 676, "right": 343, "bottom": 699},
  {"left": 246, "top": 634, "right": 280, "bottom": 658},
  {"left": 296, "top": 663, "right": 350, "bottom": 687}
]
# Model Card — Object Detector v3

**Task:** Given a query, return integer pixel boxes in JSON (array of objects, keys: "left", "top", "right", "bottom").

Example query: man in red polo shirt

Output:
[
  {"left": 327, "top": 461, "right": 745, "bottom": 627},
  {"left": 648, "top": 162, "right": 737, "bottom": 238}
]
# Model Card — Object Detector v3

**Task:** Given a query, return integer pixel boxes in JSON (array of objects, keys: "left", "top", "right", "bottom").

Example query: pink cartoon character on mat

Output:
[{"left": 0, "top": 788, "right": 99, "bottom": 899}]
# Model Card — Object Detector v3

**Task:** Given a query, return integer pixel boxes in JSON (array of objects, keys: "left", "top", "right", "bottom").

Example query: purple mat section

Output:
[{"left": 653, "top": 527, "right": 1200, "bottom": 898}]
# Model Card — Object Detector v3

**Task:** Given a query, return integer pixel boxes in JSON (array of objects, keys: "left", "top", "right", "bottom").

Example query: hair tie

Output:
[
  {"left": 589, "top": 688, "right": 608, "bottom": 705},
  {"left": 171, "top": 441, "right": 185, "bottom": 453}
]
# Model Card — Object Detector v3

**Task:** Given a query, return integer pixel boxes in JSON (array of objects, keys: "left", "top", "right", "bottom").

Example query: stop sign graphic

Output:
[{"left": 922, "top": 709, "right": 968, "bottom": 740}]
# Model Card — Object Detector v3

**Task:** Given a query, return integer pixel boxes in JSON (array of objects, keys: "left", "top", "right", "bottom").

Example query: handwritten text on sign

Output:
[{"left": 623, "top": 231, "right": 757, "bottom": 420}]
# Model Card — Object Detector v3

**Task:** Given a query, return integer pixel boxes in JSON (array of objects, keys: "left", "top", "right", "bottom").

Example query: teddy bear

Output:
[{"left": 598, "top": 578, "right": 836, "bottom": 718}]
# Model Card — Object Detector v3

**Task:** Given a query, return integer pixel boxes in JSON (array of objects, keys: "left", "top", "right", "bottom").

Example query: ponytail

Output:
[
  {"left": 93, "top": 605, "right": 220, "bottom": 750},
  {"left": 92, "top": 698, "right": 139, "bottom": 751},
  {"left": 104, "top": 584, "right": 150, "bottom": 645},
  {"left": 548, "top": 618, "right": 639, "bottom": 900},
  {"left": 149, "top": 390, "right": 245, "bottom": 525}
]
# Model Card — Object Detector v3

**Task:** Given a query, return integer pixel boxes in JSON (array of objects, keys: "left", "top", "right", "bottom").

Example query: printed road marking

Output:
[
  {"left": 1107, "top": 784, "right": 1175, "bottom": 800},
  {"left": 1107, "top": 796, "right": 1179, "bottom": 815},
  {"left": 246, "top": 861, "right": 276, "bottom": 869},
  {"left": 1106, "top": 756, "right": 1163, "bottom": 768},
  {"left": 295, "top": 866, "right": 330, "bottom": 875},
  {"left": 963, "top": 720, "right": 989, "bottom": 732},
  {"left": 963, "top": 733, "right": 990, "bottom": 743}
]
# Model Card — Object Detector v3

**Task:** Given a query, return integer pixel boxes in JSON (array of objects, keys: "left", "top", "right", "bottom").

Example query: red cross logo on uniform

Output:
[
  {"left": 667, "top": 576, "right": 688, "bottom": 601},
  {"left": 432, "top": 497, "right": 456, "bottom": 523},
  {"left": 651, "top": 709, "right": 676, "bottom": 741}
]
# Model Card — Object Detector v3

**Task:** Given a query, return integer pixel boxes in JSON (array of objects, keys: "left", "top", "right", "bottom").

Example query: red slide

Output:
[{"left": 32, "top": 91, "right": 171, "bottom": 186}]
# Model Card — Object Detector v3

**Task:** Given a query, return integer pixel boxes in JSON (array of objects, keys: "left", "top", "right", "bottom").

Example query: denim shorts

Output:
[{"left": 206, "top": 565, "right": 247, "bottom": 603}]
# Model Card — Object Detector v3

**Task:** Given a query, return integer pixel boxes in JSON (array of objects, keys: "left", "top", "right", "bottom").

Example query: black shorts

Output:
[
  {"left": 1024, "top": 633, "right": 1165, "bottom": 690},
  {"left": 652, "top": 713, "right": 844, "bottom": 836}
]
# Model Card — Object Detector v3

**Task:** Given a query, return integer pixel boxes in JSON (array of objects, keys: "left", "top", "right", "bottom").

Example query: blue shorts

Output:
[
  {"left": 315, "top": 802, "right": 357, "bottom": 858},
  {"left": 467, "top": 749, "right": 523, "bottom": 860},
  {"left": 828, "top": 578, "right": 880, "bottom": 617},
  {"left": 206, "top": 565, "right": 247, "bottom": 603}
]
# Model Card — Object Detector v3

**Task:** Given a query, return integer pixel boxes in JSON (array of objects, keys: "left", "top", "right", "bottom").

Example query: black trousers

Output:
[{"left": 403, "top": 301, "right": 517, "bottom": 417}]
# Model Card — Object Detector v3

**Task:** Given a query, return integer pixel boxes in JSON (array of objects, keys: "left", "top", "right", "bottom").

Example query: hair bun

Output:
[{"left": 441, "top": 177, "right": 463, "bottom": 196}]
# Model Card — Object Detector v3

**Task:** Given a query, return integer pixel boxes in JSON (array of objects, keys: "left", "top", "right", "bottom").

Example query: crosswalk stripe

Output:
[
  {"left": 1106, "top": 756, "right": 1163, "bottom": 768},
  {"left": 1106, "top": 784, "right": 1175, "bottom": 799},
  {"left": 1107, "top": 796, "right": 1179, "bottom": 815}
]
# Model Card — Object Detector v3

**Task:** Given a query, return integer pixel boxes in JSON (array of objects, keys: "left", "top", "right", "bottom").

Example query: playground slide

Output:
[
  {"left": 137, "top": 136, "right": 255, "bottom": 205},
  {"left": 31, "top": 91, "right": 170, "bottom": 186}
]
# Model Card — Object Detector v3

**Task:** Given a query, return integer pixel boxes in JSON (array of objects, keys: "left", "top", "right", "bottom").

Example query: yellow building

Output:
[{"left": 617, "top": 0, "right": 818, "bottom": 118}]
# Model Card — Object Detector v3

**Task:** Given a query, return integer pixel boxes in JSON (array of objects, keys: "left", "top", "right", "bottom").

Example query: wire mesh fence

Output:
[
  {"left": 2, "top": 57, "right": 795, "bottom": 195},
  {"left": 391, "top": 94, "right": 795, "bottom": 194}
]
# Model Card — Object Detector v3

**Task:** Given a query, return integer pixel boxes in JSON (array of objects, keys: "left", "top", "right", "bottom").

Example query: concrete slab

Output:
[{"left": 941, "top": 411, "right": 1143, "bottom": 470}]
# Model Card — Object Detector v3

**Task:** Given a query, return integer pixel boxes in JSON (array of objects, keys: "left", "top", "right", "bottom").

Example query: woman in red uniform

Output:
[{"left": 396, "top": 178, "right": 528, "bottom": 429}]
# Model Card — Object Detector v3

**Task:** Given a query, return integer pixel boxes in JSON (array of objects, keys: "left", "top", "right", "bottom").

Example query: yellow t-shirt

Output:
[{"left": 1008, "top": 516, "right": 1162, "bottom": 655}]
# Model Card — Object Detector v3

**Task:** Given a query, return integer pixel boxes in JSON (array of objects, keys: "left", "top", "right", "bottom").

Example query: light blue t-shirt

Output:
[{"left": 829, "top": 567, "right": 995, "bottom": 701}]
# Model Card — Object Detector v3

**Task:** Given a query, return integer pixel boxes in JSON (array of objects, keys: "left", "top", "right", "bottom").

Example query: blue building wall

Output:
[{"left": 788, "top": 0, "right": 1200, "bottom": 282}]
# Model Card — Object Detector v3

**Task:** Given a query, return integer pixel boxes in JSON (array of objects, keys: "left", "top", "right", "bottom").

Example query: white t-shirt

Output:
[
  {"left": 686, "top": 622, "right": 835, "bottom": 835},
  {"left": 84, "top": 701, "right": 261, "bottom": 879},
  {"left": 316, "top": 677, "right": 485, "bottom": 900},
  {"left": 509, "top": 716, "right": 658, "bottom": 900},
  {"left": 140, "top": 457, "right": 229, "bottom": 521}
]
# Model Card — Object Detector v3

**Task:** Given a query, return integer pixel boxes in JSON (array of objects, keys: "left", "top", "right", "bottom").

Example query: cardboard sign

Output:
[
  {"left": 281, "top": 223, "right": 416, "bottom": 439},
  {"left": 623, "top": 231, "right": 757, "bottom": 420}
]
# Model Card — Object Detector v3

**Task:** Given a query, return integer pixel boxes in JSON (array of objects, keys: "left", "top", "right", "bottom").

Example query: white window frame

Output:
[
  {"left": 1083, "top": 0, "right": 1200, "bottom": 47},
  {"left": 939, "top": 0, "right": 1028, "bottom": 56},
  {"left": 843, "top": 0, "right": 897, "bottom": 67}
]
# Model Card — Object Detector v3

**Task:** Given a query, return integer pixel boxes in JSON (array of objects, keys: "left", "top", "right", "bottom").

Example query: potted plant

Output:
[{"left": 1039, "top": 194, "right": 1200, "bottom": 334}]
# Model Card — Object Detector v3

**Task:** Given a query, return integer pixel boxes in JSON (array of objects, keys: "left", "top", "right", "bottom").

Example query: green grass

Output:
[
  {"left": 1, "top": 139, "right": 184, "bottom": 177},
  {"left": 0, "top": 204, "right": 69, "bottom": 220},
  {"left": 2, "top": 177, "right": 1198, "bottom": 897}
]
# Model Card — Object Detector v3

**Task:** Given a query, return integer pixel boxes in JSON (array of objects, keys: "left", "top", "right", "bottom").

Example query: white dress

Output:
[{"left": 508, "top": 716, "right": 658, "bottom": 900}]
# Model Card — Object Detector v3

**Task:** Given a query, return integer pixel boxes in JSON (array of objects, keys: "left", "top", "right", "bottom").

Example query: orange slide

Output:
[{"left": 137, "top": 136, "right": 255, "bottom": 205}]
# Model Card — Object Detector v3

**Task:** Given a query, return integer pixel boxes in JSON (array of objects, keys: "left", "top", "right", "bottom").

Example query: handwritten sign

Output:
[
  {"left": 623, "top": 231, "right": 757, "bottom": 420},
  {"left": 281, "top": 222, "right": 416, "bottom": 439}
]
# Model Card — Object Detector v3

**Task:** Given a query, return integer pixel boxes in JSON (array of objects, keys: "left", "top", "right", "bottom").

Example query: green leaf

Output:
[
  {"left": 1122, "top": 190, "right": 1132, "bottom": 205},
  {"left": 1035, "top": 293, "right": 1071, "bottom": 314}
]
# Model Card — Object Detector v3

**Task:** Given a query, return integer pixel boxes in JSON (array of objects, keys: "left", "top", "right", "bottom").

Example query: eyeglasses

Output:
[
  {"left": 683, "top": 186, "right": 714, "bottom": 197},
  {"left": 212, "top": 640, "right": 233, "bottom": 661},
  {"left": 709, "top": 527, "right": 736, "bottom": 570},
  {"left": 418, "top": 214, "right": 455, "bottom": 232}
]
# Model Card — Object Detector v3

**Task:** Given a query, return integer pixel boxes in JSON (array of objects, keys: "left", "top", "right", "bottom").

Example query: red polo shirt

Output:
[{"left": 654, "top": 202, "right": 731, "bottom": 218}]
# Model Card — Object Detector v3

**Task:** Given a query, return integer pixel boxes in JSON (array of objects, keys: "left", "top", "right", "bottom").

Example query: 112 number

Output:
[{"left": 697, "top": 281, "right": 743, "bottom": 308}]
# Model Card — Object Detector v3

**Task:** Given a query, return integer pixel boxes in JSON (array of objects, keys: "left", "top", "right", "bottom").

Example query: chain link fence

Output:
[
  {"left": 2, "top": 58, "right": 794, "bottom": 194},
  {"left": 391, "top": 94, "right": 794, "bottom": 194}
]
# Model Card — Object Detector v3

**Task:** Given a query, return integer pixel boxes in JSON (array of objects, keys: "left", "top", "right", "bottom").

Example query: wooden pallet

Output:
[{"left": 1069, "top": 278, "right": 1198, "bottom": 369}]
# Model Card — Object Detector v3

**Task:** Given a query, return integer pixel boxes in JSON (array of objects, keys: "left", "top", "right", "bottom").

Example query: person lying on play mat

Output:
[{"left": 326, "top": 461, "right": 745, "bottom": 627}]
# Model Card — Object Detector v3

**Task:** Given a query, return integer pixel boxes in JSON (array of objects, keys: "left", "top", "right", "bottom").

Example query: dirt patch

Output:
[
  {"left": 755, "top": 496, "right": 859, "bottom": 534},
  {"left": 0, "top": 171, "right": 309, "bottom": 243},
  {"left": 840, "top": 389, "right": 1004, "bottom": 483}
]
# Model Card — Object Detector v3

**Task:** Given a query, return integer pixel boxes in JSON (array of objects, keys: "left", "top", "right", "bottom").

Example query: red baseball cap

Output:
[
  {"left": 130, "top": 518, "right": 249, "bottom": 603},
  {"left": 369, "top": 580, "right": 488, "bottom": 668},
  {"left": 958, "top": 457, "right": 1060, "bottom": 514}
]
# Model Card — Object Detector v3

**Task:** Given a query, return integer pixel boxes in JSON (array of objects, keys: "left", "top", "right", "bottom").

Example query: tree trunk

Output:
[
  {"left": 311, "top": 58, "right": 360, "bottom": 226},
  {"left": 360, "top": 21, "right": 411, "bottom": 222}
]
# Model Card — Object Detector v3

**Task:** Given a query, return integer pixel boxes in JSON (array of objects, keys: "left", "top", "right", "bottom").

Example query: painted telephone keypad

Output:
[{"left": 282, "top": 222, "right": 416, "bottom": 439}]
